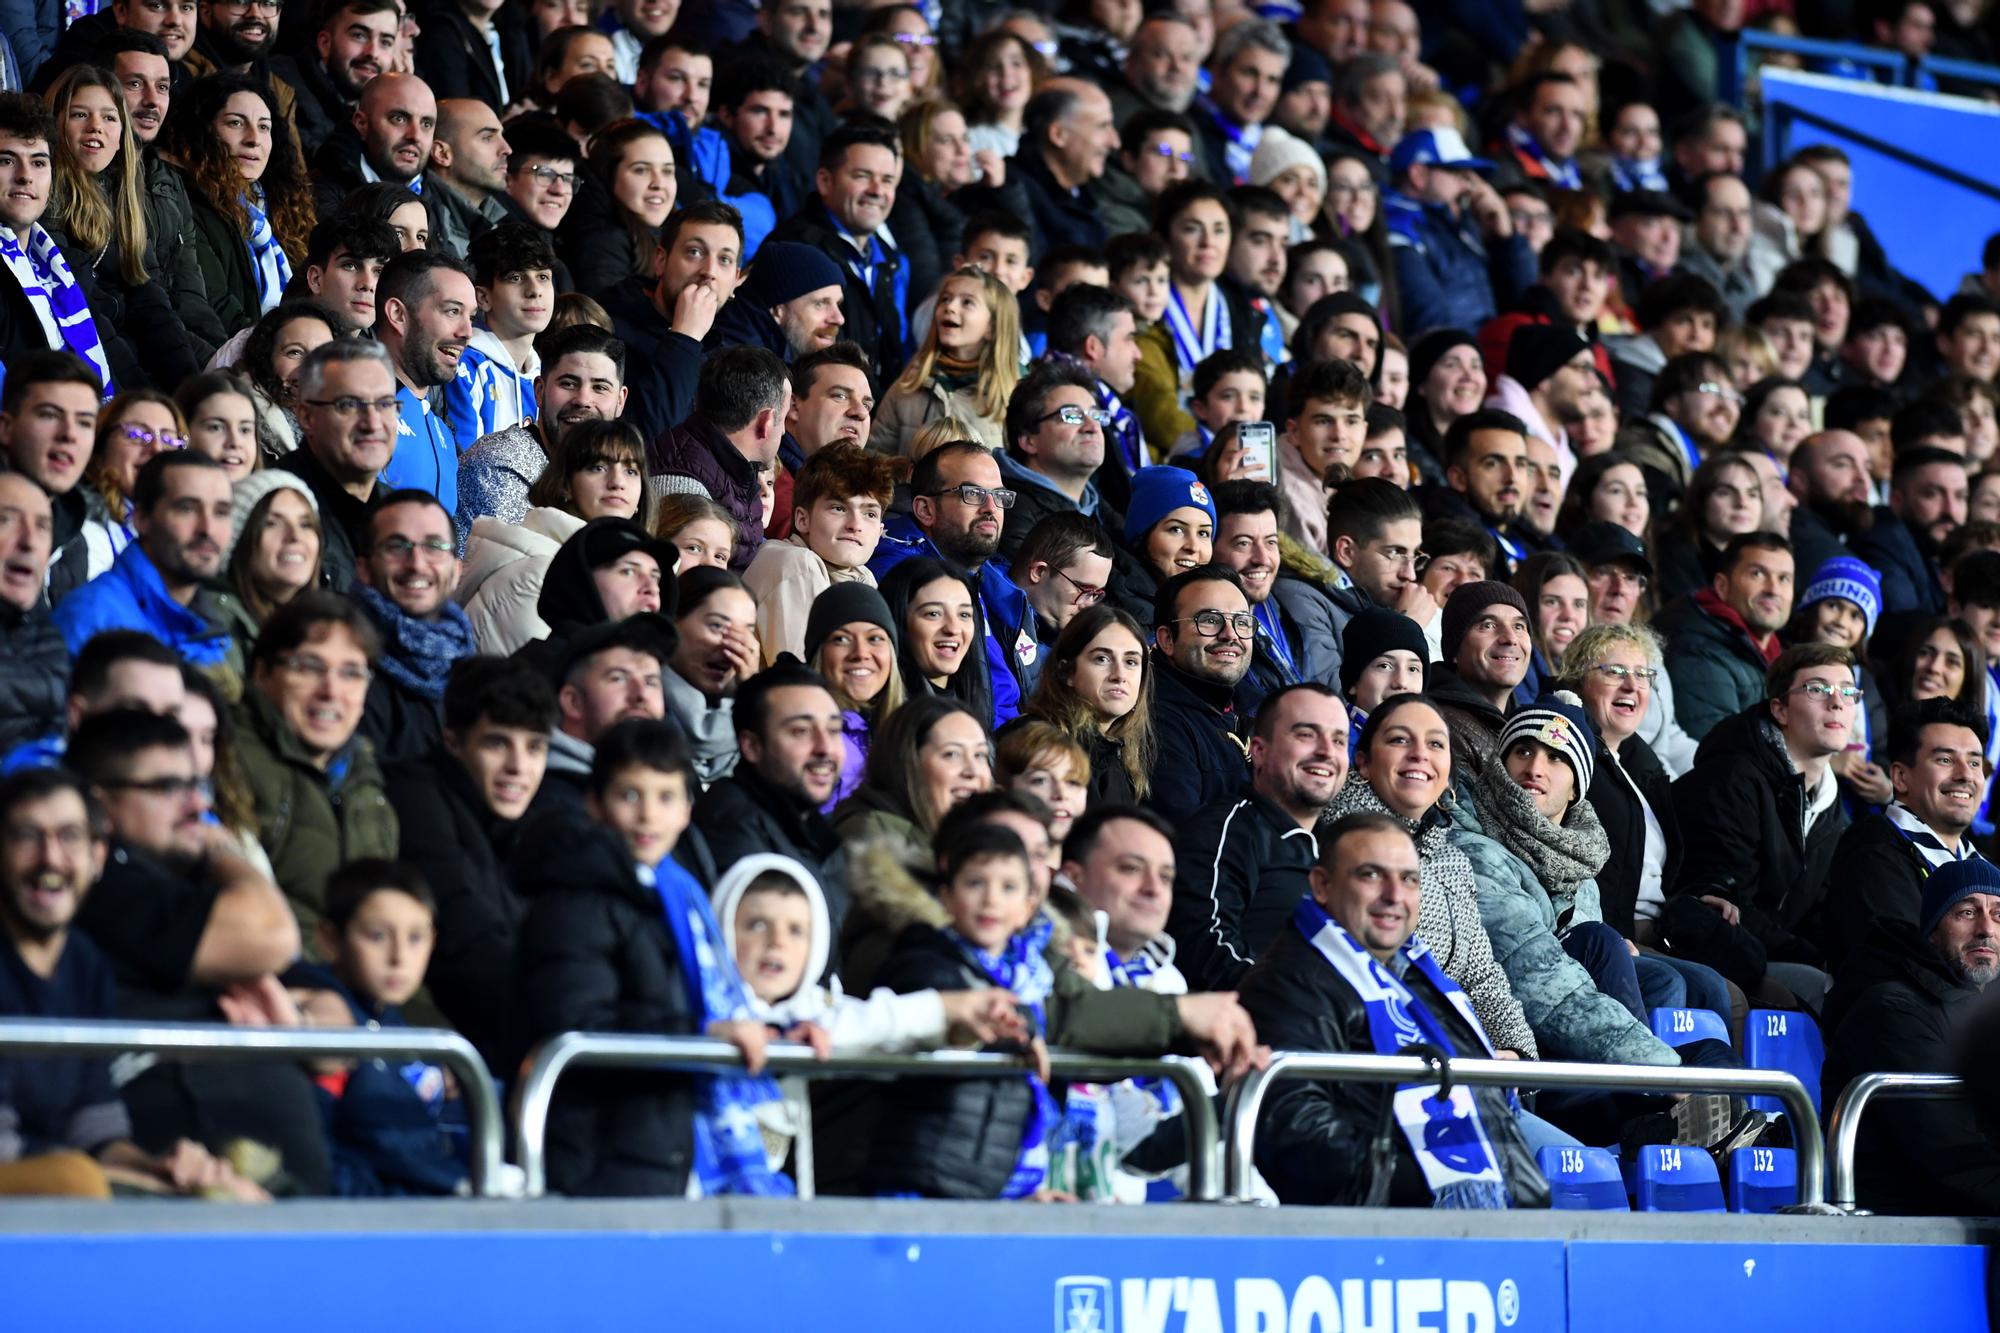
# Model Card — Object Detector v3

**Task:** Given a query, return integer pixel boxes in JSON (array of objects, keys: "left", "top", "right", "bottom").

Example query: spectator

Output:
[
  {"left": 1097, "top": 108, "right": 1198, "bottom": 243},
  {"left": 1004, "top": 78, "right": 1119, "bottom": 259},
  {"left": 374, "top": 249, "right": 475, "bottom": 515},
  {"left": 1278, "top": 358, "right": 1370, "bottom": 557},
  {"left": 1785, "top": 431, "right": 1878, "bottom": 583},
  {"left": 1607, "top": 189, "right": 1691, "bottom": 313},
  {"left": 1652, "top": 452, "right": 1765, "bottom": 604},
  {"left": 1566, "top": 524, "right": 1699, "bottom": 776},
  {"left": 498, "top": 120, "right": 582, "bottom": 250},
  {"left": 994, "top": 722, "right": 1089, "bottom": 846},
  {"left": 688, "top": 662, "right": 848, "bottom": 930},
  {"left": 1851, "top": 445, "right": 1969, "bottom": 618},
  {"left": 1825, "top": 698, "right": 1990, "bottom": 968},
  {"left": 0, "top": 352, "right": 114, "bottom": 605},
  {"left": 350, "top": 490, "right": 477, "bottom": 764},
  {"left": 664, "top": 567, "right": 758, "bottom": 790},
  {"left": 308, "top": 72, "right": 435, "bottom": 221},
  {"left": 436, "top": 225, "right": 552, "bottom": 472},
  {"left": 1672, "top": 643, "right": 1853, "bottom": 1011},
  {"left": 1822, "top": 856, "right": 2000, "bottom": 1216},
  {"left": 1605, "top": 275, "right": 1727, "bottom": 430},
  {"left": 1044, "top": 284, "right": 1145, "bottom": 499},
  {"left": 744, "top": 445, "right": 893, "bottom": 665},
  {"left": 1382, "top": 127, "right": 1533, "bottom": 336},
  {"left": 1429, "top": 579, "right": 1533, "bottom": 780},
  {"left": 1191, "top": 18, "right": 1287, "bottom": 187},
  {"left": 1841, "top": 298, "right": 1913, "bottom": 394},
  {"left": 1487, "top": 325, "right": 1593, "bottom": 476},
  {"left": 0, "top": 473, "right": 62, "bottom": 752},
  {"left": 780, "top": 342, "right": 875, "bottom": 478},
  {"left": 1236, "top": 807, "right": 1548, "bottom": 1206},
  {"left": 1109, "top": 12, "right": 1200, "bottom": 124},
  {"left": 1494, "top": 73, "right": 1587, "bottom": 192},
  {"left": 1403, "top": 329, "right": 1485, "bottom": 487},
  {"left": 1337, "top": 605, "right": 1426, "bottom": 748},
  {"left": 596, "top": 202, "right": 734, "bottom": 447},
  {"left": 832, "top": 692, "right": 991, "bottom": 861},
  {"left": 534, "top": 613, "right": 672, "bottom": 815},
  {"left": 1749, "top": 289, "right": 1820, "bottom": 387},
  {"left": 1168, "top": 682, "right": 1346, "bottom": 990},
  {"left": 425, "top": 100, "right": 513, "bottom": 261},
  {"left": 696, "top": 56, "right": 803, "bottom": 253},
  {"left": 236, "top": 590, "right": 397, "bottom": 939},
  {"left": 459, "top": 421, "right": 652, "bottom": 658},
  {"left": 995, "top": 359, "right": 1120, "bottom": 561},
  {"left": 801, "top": 580, "right": 895, "bottom": 810},
  {"left": 1146, "top": 566, "right": 1257, "bottom": 823},
  {"left": 876, "top": 556, "right": 996, "bottom": 729},
  {"left": 1935, "top": 293, "right": 2000, "bottom": 387},
  {"left": 1320, "top": 476, "right": 1429, "bottom": 662},
  {"left": 1619, "top": 351, "right": 1740, "bottom": 516},
  {"left": 1167, "top": 347, "right": 1267, "bottom": 466},
  {"left": 1656, "top": 531, "right": 1794, "bottom": 741},
  {"left": 52, "top": 452, "right": 235, "bottom": 678},
  {"left": 1665, "top": 104, "right": 1747, "bottom": 194},
  {"left": 1322, "top": 50, "right": 1402, "bottom": 165},
  {"left": 0, "top": 768, "right": 268, "bottom": 1200},
  {"left": 276, "top": 340, "right": 395, "bottom": 593},
  {"left": 1009, "top": 511, "right": 1116, "bottom": 650},
  {"left": 1353, "top": 404, "right": 1410, "bottom": 487},
  {"left": 871, "top": 268, "right": 1019, "bottom": 455},
  {"left": 652, "top": 346, "right": 791, "bottom": 573},
  {"left": 1024, "top": 603, "right": 1154, "bottom": 808},
  {"left": 1425, "top": 408, "right": 1542, "bottom": 578},
  {"left": 1211, "top": 481, "right": 1332, "bottom": 695}
]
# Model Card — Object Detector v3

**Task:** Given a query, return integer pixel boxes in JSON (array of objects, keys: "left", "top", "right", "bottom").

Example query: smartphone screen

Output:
[{"left": 1237, "top": 422, "right": 1276, "bottom": 480}]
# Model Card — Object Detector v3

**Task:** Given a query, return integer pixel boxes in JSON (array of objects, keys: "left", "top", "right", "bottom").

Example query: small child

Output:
[
  {"left": 1169, "top": 348, "right": 1268, "bottom": 461},
  {"left": 307, "top": 859, "right": 469, "bottom": 1197},
  {"left": 864, "top": 823, "right": 1056, "bottom": 1199},
  {"left": 1788, "top": 556, "right": 1890, "bottom": 806}
]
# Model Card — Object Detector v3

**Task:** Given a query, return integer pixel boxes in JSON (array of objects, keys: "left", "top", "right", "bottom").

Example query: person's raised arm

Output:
[{"left": 188, "top": 840, "right": 301, "bottom": 988}]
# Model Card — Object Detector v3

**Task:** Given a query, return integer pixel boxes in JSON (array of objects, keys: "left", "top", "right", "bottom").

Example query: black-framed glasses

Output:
[
  {"left": 925, "top": 482, "right": 1016, "bottom": 510},
  {"left": 1056, "top": 568, "right": 1105, "bottom": 606},
  {"left": 1038, "top": 405, "right": 1112, "bottom": 428},
  {"left": 1172, "top": 611, "right": 1257, "bottom": 638},
  {"left": 1790, "top": 681, "right": 1861, "bottom": 702},
  {"left": 97, "top": 774, "right": 211, "bottom": 799},
  {"left": 521, "top": 164, "right": 577, "bottom": 192},
  {"left": 373, "top": 536, "right": 455, "bottom": 558},
  {"left": 304, "top": 395, "right": 398, "bottom": 417}
]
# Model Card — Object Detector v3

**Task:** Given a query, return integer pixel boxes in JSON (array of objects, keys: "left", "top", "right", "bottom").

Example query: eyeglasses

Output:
[
  {"left": 1695, "top": 380, "right": 1744, "bottom": 405},
  {"left": 925, "top": 482, "right": 1016, "bottom": 510},
  {"left": 98, "top": 774, "right": 212, "bottom": 799},
  {"left": 217, "top": 0, "right": 280, "bottom": 11},
  {"left": 304, "top": 395, "right": 398, "bottom": 417},
  {"left": 1055, "top": 567, "right": 1105, "bottom": 606},
  {"left": 1038, "top": 405, "right": 1112, "bottom": 428},
  {"left": 855, "top": 66, "right": 909, "bottom": 84},
  {"left": 1592, "top": 567, "right": 1650, "bottom": 591},
  {"left": 891, "top": 31, "right": 938, "bottom": 46},
  {"left": 1590, "top": 663, "right": 1660, "bottom": 683},
  {"left": 120, "top": 425, "right": 187, "bottom": 450},
  {"left": 1148, "top": 142, "right": 1196, "bottom": 164},
  {"left": 1790, "top": 681, "right": 1861, "bottom": 702},
  {"left": 1172, "top": 610, "right": 1257, "bottom": 639},
  {"left": 1328, "top": 180, "right": 1379, "bottom": 200},
  {"left": 373, "top": 536, "right": 455, "bottom": 558},
  {"left": 522, "top": 164, "right": 578, "bottom": 192},
  {"left": 277, "top": 653, "right": 374, "bottom": 686}
]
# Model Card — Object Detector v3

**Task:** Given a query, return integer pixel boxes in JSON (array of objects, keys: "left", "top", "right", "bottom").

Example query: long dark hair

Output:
[
  {"left": 159, "top": 73, "right": 312, "bottom": 259},
  {"left": 1898, "top": 615, "right": 1987, "bottom": 714},
  {"left": 877, "top": 555, "right": 994, "bottom": 727},
  {"left": 1026, "top": 602, "right": 1154, "bottom": 798},
  {"left": 861, "top": 693, "right": 987, "bottom": 834}
]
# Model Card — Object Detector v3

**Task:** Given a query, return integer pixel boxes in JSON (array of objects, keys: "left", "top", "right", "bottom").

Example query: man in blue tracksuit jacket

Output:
[{"left": 1383, "top": 127, "right": 1537, "bottom": 336}]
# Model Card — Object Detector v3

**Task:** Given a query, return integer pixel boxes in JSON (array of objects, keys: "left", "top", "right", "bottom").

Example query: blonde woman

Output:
[{"left": 871, "top": 267, "right": 1021, "bottom": 454}]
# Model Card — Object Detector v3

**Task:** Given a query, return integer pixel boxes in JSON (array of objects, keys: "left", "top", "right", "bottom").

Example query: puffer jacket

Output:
[
  {"left": 1447, "top": 769, "right": 1678, "bottom": 1066},
  {"left": 456, "top": 506, "right": 585, "bottom": 656},
  {"left": 0, "top": 600, "right": 68, "bottom": 756},
  {"left": 1323, "top": 781, "right": 1538, "bottom": 1057},
  {"left": 234, "top": 687, "right": 398, "bottom": 947},
  {"left": 650, "top": 413, "right": 766, "bottom": 572},
  {"left": 173, "top": 163, "right": 263, "bottom": 340},
  {"left": 868, "top": 376, "right": 1005, "bottom": 456}
]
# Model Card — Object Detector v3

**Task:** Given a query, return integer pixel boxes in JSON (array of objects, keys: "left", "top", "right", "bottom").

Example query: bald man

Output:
[
  {"left": 429, "top": 98, "right": 512, "bottom": 258},
  {"left": 1789, "top": 430, "right": 1878, "bottom": 580},
  {"left": 312, "top": 72, "right": 441, "bottom": 221},
  {"left": 0, "top": 473, "right": 68, "bottom": 753}
]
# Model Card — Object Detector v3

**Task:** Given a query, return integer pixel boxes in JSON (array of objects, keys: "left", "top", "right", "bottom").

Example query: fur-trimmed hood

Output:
[{"left": 848, "top": 835, "right": 949, "bottom": 939}]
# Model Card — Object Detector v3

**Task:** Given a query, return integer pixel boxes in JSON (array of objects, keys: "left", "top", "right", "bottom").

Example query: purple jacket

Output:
[
  {"left": 650, "top": 412, "right": 765, "bottom": 572},
  {"left": 822, "top": 709, "right": 871, "bottom": 814}
]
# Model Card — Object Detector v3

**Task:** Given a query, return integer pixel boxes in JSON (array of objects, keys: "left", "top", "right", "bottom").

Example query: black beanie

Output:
[
  {"left": 1339, "top": 608, "right": 1431, "bottom": 695},
  {"left": 1407, "top": 327, "right": 1481, "bottom": 392},
  {"left": 1440, "top": 580, "right": 1531, "bottom": 670},
  {"left": 803, "top": 580, "right": 898, "bottom": 665},
  {"left": 1505, "top": 323, "right": 1592, "bottom": 392}
]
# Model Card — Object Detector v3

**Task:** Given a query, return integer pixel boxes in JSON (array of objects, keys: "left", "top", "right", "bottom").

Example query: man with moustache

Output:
[
  {"left": 457, "top": 324, "right": 628, "bottom": 537},
  {"left": 52, "top": 453, "right": 238, "bottom": 679},
  {"left": 764, "top": 122, "right": 905, "bottom": 383},
  {"left": 311, "top": 71, "right": 438, "bottom": 222},
  {"left": 270, "top": 0, "right": 398, "bottom": 155},
  {"left": 1786, "top": 431, "right": 1876, "bottom": 584},
  {"left": 1656, "top": 532, "right": 1795, "bottom": 742},
  {"left": 374, "top": 249, "right": 474, "bottom": 518},
  {"left": 277, "top": 340, "right": 398, "bottom": 592},
  {"left": 181, "top": 0, "right": 316, "bottom": 153},
  {"left": 1422, "top": 410, "right": 1541, "bottom": 578},
  {"left": 704, "top": 238, "right": 845, "bottom": 363}
]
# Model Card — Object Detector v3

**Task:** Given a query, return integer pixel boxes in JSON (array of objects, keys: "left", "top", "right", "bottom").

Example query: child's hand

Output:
[
  {"left": 782, "top": 1022, "right": 832, "bottom": 1060},
  {"left": 708, "top": 1019, "right": 773, "bottom": 1075},
  {"left": 940, "top": 990, "right": 1029, "bottom": 1046}
]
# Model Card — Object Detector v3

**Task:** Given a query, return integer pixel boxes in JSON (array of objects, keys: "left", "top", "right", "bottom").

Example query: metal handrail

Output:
[
  {"left": 1740, "top": 30, "right": 1910, "bottom": 81},
  {"left": 1915, "top": 53, "right": 2000, "bottom": 91},
  {"left": 513, "top": 1033, "right": 1221, "bottom": 1201},
  {"left": 0, "top": 1018, "right": 507, "bottom": 1197},
  {"left": 1221, "top": 1052, "right": 1827, "bottom": 1208},
  {"left": 1825, "top": 1072, "right": 1965, "bottom": 1211}
]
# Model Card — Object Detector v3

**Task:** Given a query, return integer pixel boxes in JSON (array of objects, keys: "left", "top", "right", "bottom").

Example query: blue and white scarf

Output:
[
  {"left": 647, "top": 856, "right": 794, "bottom": 1197},
  {"left": 945, "top": 915, "right": 1057, "bottom": 1199},
  {"left": 1104, "top": 943, "right": 1183, "bottom": 1119},
  {"left": 0, "top": 222, "right": 112, "bottom": 396},
  {"left": 242, "top": 188, "right": 292, "bottom": 315},
  {"left": 1293, "top": 896, "right": 1514, "bottom": 1209},
  {"left": 1609, "top": 156, "right": 1668, "bottom": 194},
  {"left": 1502, "top": 123, "right": 1580, "bottom": 190},
  {"left": 1195, "top": 95, "right": 1263, "bottom": 184},
  {"left": 1163, "top": 283, "right": 1231, "bottom": 383},
  {"left": 1252, "top": 598, "right": 1303, "bottom": 684},
  {"left": 1098, "top": 378, "right": 1143, "bottom": 474}
]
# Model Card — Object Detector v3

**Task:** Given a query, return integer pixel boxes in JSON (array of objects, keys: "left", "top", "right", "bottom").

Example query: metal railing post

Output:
[
  {"left": 1825, "top": 1072, "right": 1964, "bottom": 1210},
  {"left": 0, "top": 1019, "right": 507, "bottom": 1197}
]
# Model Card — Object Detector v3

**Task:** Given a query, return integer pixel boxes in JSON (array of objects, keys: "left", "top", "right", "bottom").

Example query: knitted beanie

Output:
[
  {"left": 1339, "top": 607, "right": 1430, "bottom": 695},
  {"left": 1123, "top": 466, "right": 1216, "bottom": 551},
  {"left": 743, "top": 241, "right": 845, "bottom": 308},
  {"left": 1498, "top": 690, "right": 1599, "bottom": 798},
  {"left": 1919, "top": 854, "right": 2000, "bottom": 938},
  {"left": 1798, "top": 555, "right": 1883, "bottom": 640},
  {"left": 1440, "top": 579, "right": 1530, "bottom": 671},
  {"left": 803, "top": 580, "right": 898, "bottom": 665},
  {"left": 225, "top": 470, "right": 317, "bottom": 565},
  {"left": 1407, "top": 327, "right": 1482, "bottom": 392},
  {"left": 1251, "top": 125, "right": 1326, "bottom": 192},
  {"left": 1505, "top": 322, "right": 1592, "bottom": 392}
]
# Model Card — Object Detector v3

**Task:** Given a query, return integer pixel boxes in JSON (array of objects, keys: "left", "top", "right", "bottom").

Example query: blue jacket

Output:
[
  {"left": 869, "top": 514, "right": 1035, "bottom": 724},
  {"left": 683, "top": 123, "right": 783, "bottom": 259},
  {"left": 1384, "top": 189, "right": 1536, "bottom": 335},
  {"left": 385, "top": 384, "right": 460, "bottom": 516},
  {"left": 52, "top": 541, "right": 231, "bottom": 666}
]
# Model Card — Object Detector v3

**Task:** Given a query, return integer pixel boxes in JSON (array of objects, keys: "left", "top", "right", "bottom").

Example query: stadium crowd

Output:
[{"left": 0, "top": 0, "right": 1996, "bottom": 1214}]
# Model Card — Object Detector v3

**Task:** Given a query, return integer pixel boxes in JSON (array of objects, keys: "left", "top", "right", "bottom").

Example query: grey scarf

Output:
[{"left": 1466, "top": 763, "right": 1610, "bottom": 902}]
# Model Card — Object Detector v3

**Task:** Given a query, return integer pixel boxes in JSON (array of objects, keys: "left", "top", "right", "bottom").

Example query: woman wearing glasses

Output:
[
  {"left": 1558, "top": 625, "right": 1741, "bottom": 1026},
  {"left": 1024, "top": 603, "right": 1154, "bottom": 808},
  {"left": 81, "top": 389, "right": 187, "bottom": 564}
]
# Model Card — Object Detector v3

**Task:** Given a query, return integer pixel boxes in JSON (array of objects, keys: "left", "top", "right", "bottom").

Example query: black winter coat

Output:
[
  {"left": 384, "top": 748, "right": 524, "bottom": 1070},
  {"left": 763, "top": 202, "right": 904, "bottom": 383},
  {"left": 0, "top": 602, "right": 67, "bottom": 755},
  {"left": 1585, "top": 733, "right": 1683, "bottom": 938},
  {"left": 177, "top": 165, "right": 269, "bottom": 341},
  {"left": 1236, "top": 925, "right": 1550, "bottom": 1208},
  {"left": 1822, "top": 812, "right": 1934, "bottom": 970},
  {"left": 1821, "top": 926, "right": 2000, "bottom": 1216},
  {"left": 513, "top": 816, "right": 700, "bottom": 1197},
  {"left": 1167, "top": 785, "right": 1318, "bottom": 991},
  {"left": 358, "top": 669, "right": 445, "bottom": 768},
  {"left": 691, "top": 763, "right": 848, "bottom": 931},
  {"left": 1670, "top": 704, "right": 1846, "bottom": 969},
  {"left": 1143, "top": 653, "right": 1254, "bottom": 826},
  {"left": 861, "top": 922, "right": 1038, "bottom": 1199},
  {"left": 265, "top": 54, "right": 347, "bottom": 157},
  {"left": 410, "top": 0, "right": 532, "bottom": 113},
  {"left": 0, "top": 225, "right": 140, "bottom": 391},
  {"left": 275, "top": 448, "right": 377, "bottom": 593},
  {"left": 597, "top": 276, "right": 703, "bottom": 445},
  {"left": 1850, "top": 508, "right": 1946, "bottom": 619}
]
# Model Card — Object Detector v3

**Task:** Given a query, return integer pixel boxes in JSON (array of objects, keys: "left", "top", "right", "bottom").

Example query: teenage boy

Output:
[
  {"left": 444, "top": 222, "right": 556, "bottom": 448},
  {"left": 743, "top": 445, "right": 896, "bottom": 664}
]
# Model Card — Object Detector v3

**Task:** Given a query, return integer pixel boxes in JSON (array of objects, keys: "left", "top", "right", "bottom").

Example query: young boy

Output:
[
  {"left": 1169, "top": 347, "right": 1267, "bottom": 460},
  {"left": 308, "top": 859, "right": 468, "bottom": 1197},
  {"left": 742, "top": 444, "right": 897, "bottom": 664},
  {"left": 516, "top": 720, "right": 798, "bottom": 1197},
  {"left": 1107, "top": 231, "right": 1171, "bottom": 331},
  {"left": 1353, "top": 404, "right": 1410, "bottom": 488},
  {"left": 446, "top": 221, "right": 559, "bottom": 446}
]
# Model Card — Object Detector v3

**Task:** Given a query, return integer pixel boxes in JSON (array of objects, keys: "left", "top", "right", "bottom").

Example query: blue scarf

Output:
[
  {"left": 1609, "top": 156, "right": 1668, "bottom": 194},
  {"left": 1195, "top": 95, "right": 1263, "bottom": 184},
  {"left": 1503, "top": 123, "right": 1580, "bottom": 190},
  {"left": 1164, "top": 282, "right": 1231, "bottom": 383},
  {"left": 1252, "top": 598, "right": 1303, "bottom": 684},
  {"left": 350, "top": 583, "right": 477, "bottom": 700},
  {"left": 241, "top": 187, "right": 292, "bottom": 315},
  {"left": 1292, "top": 896, "right": 1513, "bottom": 1209},
  {"left": 945, "top": 915, "right": 1057, "bottom": 1199},
  {"left": 1098, "top": 378, "right": 1142, "bottom": 474},
  {"left": 647, "top": 856, "right": 794, "bottom": 1197},
  {"left": 0, "top": 222, "right": 112, "bottom": 395},
  {"left": 1103, "top": 943, "right": 1182, "bottom": 1118}
]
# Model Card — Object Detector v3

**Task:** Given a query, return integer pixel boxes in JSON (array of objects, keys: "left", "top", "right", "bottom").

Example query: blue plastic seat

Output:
[
  {"left": 1743, "top": 1008, "right": 1824, "bottom": 1116},
  {"left": 1649, "top": 1007, "right": 1731, "bottom": 1048},
  {"left": 1632, "top": 1144, "right": 1725, "bottom": 1213},
  {"left": 1727, "top": 1146, "right": 1798, "bottom": 1213},
  {"left": 1537, "top": 1145, "right": 1629, "bottom": 1211}
]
